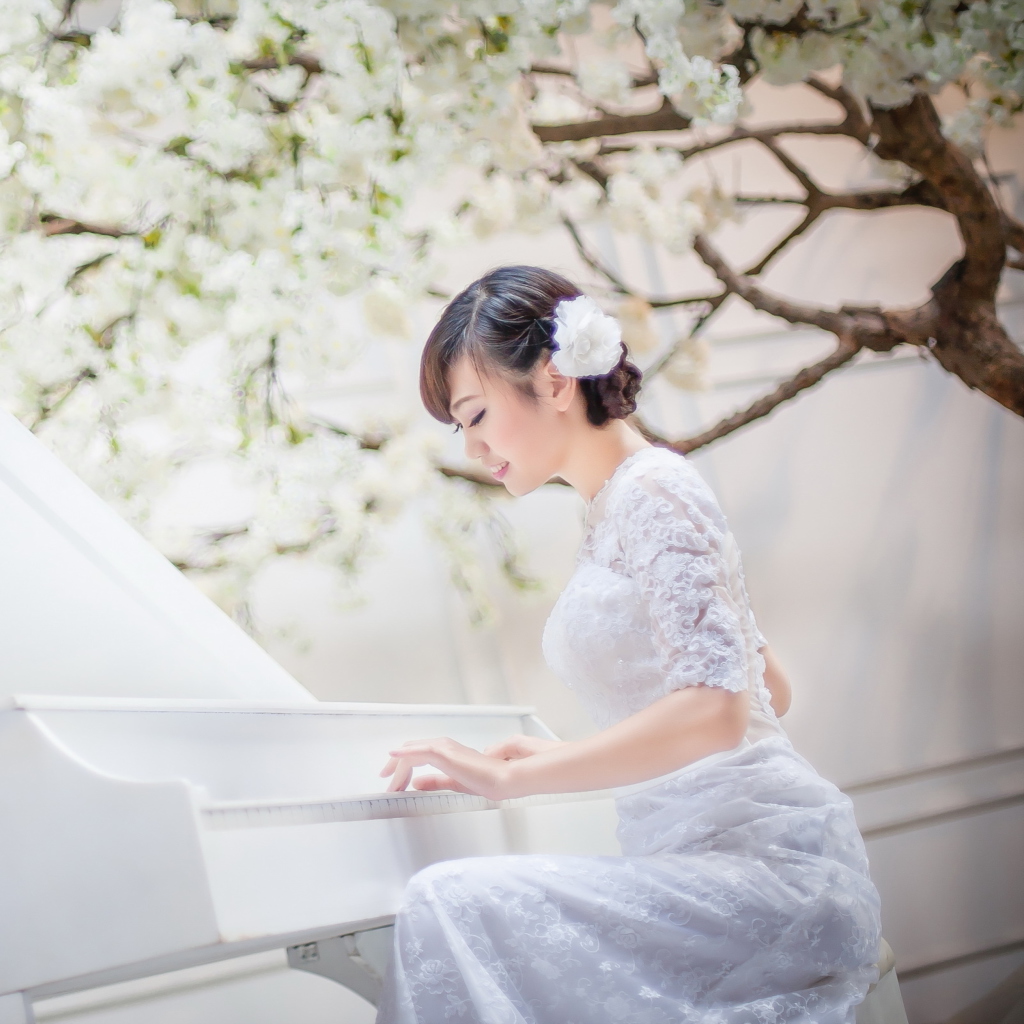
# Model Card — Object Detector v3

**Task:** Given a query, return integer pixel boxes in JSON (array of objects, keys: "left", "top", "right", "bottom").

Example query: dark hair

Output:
[{"left": 420, "top": 265, "right": 642, "bottom": 427}]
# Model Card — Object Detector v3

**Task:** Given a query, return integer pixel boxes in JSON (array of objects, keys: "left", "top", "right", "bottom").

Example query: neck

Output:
[{"left": 557, "top": 419, "right": 653, "bottom": 504}]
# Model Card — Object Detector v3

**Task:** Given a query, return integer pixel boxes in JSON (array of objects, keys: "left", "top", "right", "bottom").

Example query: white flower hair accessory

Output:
[{"left": 550, "top": 295, "right": 623, "bottom": 377}]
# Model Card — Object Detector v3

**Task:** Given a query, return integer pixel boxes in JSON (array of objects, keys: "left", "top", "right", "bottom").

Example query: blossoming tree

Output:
[{"left": 1, "top": 0, "right": 1021, "bottom": 623}]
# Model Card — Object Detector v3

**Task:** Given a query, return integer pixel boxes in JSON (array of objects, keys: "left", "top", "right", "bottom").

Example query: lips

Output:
[{"left": 489, "top": 461, "right": 509, "bottom": 480}]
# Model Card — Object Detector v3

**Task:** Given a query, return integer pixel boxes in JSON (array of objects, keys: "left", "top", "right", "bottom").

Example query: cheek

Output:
[{"left": 486, "top": 401, "right": 544, "bottom": 457}]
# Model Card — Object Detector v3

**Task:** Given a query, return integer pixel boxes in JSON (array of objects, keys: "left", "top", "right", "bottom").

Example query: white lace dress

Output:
[{"left": 375, "top": 446, "right": 881, "bottom": 1024}]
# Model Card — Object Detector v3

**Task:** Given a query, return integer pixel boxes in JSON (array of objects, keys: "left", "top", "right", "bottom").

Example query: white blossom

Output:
[
  {"left": 363, "top": 280, "right": 414, "bottom": 339},
  {"left": 575, "top": 57, "right": 633, "bottom": 106},
  {"left": 0, "top": 0, "right": 1017, "bottom": 629},
  {"left": 617, "top": 297, "right": 660, "bottom": 356},
  {"left": 662, "top": 336, "right": 711, "bottom": 391}
]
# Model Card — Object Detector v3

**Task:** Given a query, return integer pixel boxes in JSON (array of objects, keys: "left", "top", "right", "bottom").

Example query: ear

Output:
[{"left": 535, "top": 353, "right": 576, "bottom": 413}]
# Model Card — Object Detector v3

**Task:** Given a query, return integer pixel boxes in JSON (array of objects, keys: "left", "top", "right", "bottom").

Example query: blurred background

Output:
[{"left": 2, "top": 1, "right": 1022, "bottom": 1022}]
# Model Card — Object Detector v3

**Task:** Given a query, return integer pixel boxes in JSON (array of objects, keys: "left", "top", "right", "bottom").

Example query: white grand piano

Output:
[{"left": 0, "top": 411, "right": 907, "bottom": 1024}]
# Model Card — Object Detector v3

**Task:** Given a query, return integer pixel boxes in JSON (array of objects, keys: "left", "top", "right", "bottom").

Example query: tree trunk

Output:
[{"left": 872, "top": 95, "right": 1024, "bottom": 414}]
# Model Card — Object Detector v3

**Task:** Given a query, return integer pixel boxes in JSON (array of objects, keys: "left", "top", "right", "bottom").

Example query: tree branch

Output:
[
  {"left": 873, "top": 95, "right": 1004, "bottom": 304},
  {"left": 693, "top": 235, "right": 851, "bottom": 334},
  {"left": 308, "top": 418, "right": 498, "bottom": 487},
  {"left": 529, "top": 63, "right": 658, "bottom": 89},
  {"left": 570, "top": 157, "right": 609, "bottom": 190},
  {"left": 529, "top": 62, "right": 573, "bottom": 77},
  {"left": 29, "top": 367, "right": 98, "bottom": 429},
  {"left": 736, "top": 142, "right": 948, "bottom": 276},
  {"left": 693, "top": 234, "right": 934, "bottom": 355},
  {"left": 758, "top": 136, "right": 819, "bottom": 197},
  {"left": 642, "top": 341, "right": 862, "bottom": 455},
  {"left": 561, "top": 217, "right": 719, "bottom": 309},
  {"left": 805, "top": 77, "right": 871, "bottom": 143},
  {"left": 690, "top": 222, "right": 1024, "bottom": 419},
  {"left": 1002, "top": 210, "right": 1024, "bottom": 257},
  {"left": 744, "top": 208, "right": 820, "bottom": 277},
  {"left": 594, "top": 73, "right": 870, "bottom": 162},
  {"left": 733, "top": 180, "right": 946, "bottom": 213},
  {"left": 40, "top": 215, "right": 131, "bottom": 238},
  {"left": 560, "top": 216, "right": 630, "bottom": 293},
  {"left": 436, "top": 464, "right": 502, "bottom": 487},
  {"left": 533, "top": 96, "right": 689, "bottom": 143},
  {"left": 599, "top": 122, "right": 853, "bottom": 162},
  {"left": 734, "top": 195, "right": 807, "bottom": 205},
  {"left": 648, "top": 293, "right": 723, "bottom": 310},
  {"left": 50, "top": 30, "right": 91, "bottom": 46},
  {"left": 240, "top": 54, "right": 323, "bottom": 75},
  {"left": 67, "top": 252, "right": 115, "bottom": 286}
]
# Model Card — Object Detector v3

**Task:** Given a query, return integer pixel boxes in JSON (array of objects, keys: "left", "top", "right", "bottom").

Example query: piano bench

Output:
[{"left": 856, "top": 939, "right": 910, "bottom": 1024}]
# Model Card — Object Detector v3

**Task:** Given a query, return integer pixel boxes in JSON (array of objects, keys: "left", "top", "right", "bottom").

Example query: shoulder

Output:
[
  {"left": 595, "top": 447, "right": 731, "bottom": 571},
  {"left": 609, "top": 447, "right": 726, "bottom": 531}
]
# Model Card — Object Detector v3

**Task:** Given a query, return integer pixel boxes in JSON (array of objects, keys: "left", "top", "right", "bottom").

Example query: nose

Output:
[{"left": 464, "top": 433, "right": 488, "bottom": 461}]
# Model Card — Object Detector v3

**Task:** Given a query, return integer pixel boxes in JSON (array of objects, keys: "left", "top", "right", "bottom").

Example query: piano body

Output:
[
  {"left": 0, "top": 695, "right": 621, "bottom": 1021},
  {"left": 0, "top": 411, "right": 907, "bottom": 1024}
]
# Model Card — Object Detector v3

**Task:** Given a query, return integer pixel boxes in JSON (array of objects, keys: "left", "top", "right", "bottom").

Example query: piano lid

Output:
[{"left": 0, "top": 411, "right": 313, "bottom": 702}]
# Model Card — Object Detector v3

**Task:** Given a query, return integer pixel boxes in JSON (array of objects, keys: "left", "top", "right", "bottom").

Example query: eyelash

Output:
[{"left": 453, "top": 410, "right": 485, "bottom": 433}]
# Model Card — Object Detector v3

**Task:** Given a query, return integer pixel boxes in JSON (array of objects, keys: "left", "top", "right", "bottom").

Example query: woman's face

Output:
[{"left": 446, "top": 354, "right": 575, "bottom": 496}]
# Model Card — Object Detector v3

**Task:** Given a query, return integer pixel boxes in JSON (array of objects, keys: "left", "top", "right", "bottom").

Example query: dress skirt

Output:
[{"left": 374, "top": 736, "right": 881, "bottom": 1024}]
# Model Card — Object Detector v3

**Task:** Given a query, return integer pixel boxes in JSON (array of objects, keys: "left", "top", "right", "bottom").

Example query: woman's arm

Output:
[
  {"left": 760, "top": 645, "right": 792, "bottom": 717},
  {"left": 380, "top": 683, "right": 748, "bottom": 800},
  {"left": 381, "top": 473, "right": 766, "bottom": 800}
]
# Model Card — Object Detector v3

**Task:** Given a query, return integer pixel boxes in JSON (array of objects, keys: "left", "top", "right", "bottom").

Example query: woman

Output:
[{"left": 376, "top": 266, "right": 881, "bottom": 1024}]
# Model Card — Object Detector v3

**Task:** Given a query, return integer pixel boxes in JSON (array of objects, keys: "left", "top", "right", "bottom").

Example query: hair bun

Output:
[{"left": 579, "top": 343, "right": 643, "bottom": 427}]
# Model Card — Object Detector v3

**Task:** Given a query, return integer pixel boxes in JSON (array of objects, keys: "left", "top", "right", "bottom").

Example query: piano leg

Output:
[
  {"left": 0, "top": 993, "right": 32, "bottom": 1024},
  {"left": 287, "top": 924, "right": 395, "bottom": 1007}
]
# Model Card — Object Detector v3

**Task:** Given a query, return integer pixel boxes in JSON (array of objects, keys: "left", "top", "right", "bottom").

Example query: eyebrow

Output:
[{"left": 449, "top": 394, "right": 482, "bottom": 415}]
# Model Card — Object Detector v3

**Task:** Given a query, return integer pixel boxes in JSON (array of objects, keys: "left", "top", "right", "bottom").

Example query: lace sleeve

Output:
[{"left": 614, "top": 461, "right": 751, "bottom": 694}]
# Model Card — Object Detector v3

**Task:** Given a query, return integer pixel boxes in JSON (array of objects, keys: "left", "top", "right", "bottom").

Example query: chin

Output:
[{"left": 505, "top": 474, "right": 546, "bottom": 498}]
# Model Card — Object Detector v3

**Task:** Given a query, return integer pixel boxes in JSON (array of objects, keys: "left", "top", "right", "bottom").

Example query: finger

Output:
[
  {"left": 383, "top": 739, "right": 442, "bottom": 772},
  {"left": 395, "top": 736, "right": 446, "bottom": 750},
  {"left": 385, "top": 761, "right": 413, "bottom": 790},
  {"left": 412, "top": 774, "right": 469, "bottom": 793},
  {"left": 386, "top": 751, "right": 438, "bottom": 772},
  {"left": 386, "top": 761, "right": 414, "bottom": 792},
  {"left": 388, "top": 745, "right": 434, "bottom": 759}
]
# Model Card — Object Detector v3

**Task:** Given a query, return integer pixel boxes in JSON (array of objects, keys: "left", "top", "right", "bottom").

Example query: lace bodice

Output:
[{"left": 542, "top": 446, "right": 783, "bottom": 740}]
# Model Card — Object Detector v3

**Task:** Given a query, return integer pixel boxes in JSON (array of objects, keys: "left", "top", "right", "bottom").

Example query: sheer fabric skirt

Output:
[{"left": 374, "top": 737, "right": 881, "bottom": 1024}]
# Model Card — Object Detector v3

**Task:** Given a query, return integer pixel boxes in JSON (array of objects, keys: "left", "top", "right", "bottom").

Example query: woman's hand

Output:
[
  {"left": 483, "top": 733, "right": 564, "bottom": 761},
  {"left": 380, "top": 684, "right": 748, "bottom": 802},
  {"left": 380, "top": 737, "right": 514, "bottom": 800}
]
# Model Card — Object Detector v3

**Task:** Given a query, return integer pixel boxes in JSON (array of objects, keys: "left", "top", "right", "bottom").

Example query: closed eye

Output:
[{"left": 452, "top": 410, "right": 485, "bottom": 433}]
